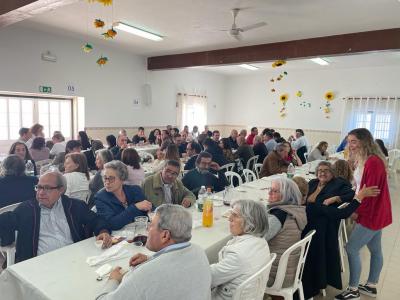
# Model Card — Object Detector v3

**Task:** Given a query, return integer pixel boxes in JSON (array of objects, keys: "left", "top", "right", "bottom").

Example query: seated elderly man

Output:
[
  {"left": 259, "top": 143, "right": 290, "bottom": 178},
  {"left": 182, "top": 151, "right": 228, "bottom": 197},
  {"left": 96, "top": 204, "right": 211, "bottom": 300},
  {"left": 111, "top": 134, "right": 128, "bottom": 160},
  {"left": 0, "top": 171, "right": 112, "bottom": 263},
  {"left": 228, "top": 129, "right": 239, "bottom": 150},
  {"left": 142, "top": 160, "right": 195, "bottom": 208}
]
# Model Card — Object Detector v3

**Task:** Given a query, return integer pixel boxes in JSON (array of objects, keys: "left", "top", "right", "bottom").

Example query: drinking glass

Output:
[{"left": 133, "top": 216, "right": 148, "bottom": 246}]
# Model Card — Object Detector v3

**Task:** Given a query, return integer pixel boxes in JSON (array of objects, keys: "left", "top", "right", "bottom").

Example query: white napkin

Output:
[
  {"left": 95, "top": 264, "right": 113, "bottom": 277},
  {"left": 86, "top": 241, "right": 129, "bottom": 266}
]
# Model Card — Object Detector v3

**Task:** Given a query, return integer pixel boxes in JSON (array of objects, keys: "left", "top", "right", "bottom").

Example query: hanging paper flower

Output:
[
  {"left": 102, "top": 28, "right": 117, "bottom": 39},
  {"left": 97, "top": 56, "right": 108, "bottom": 66},
  {"left": 270, "top": 79, "right": 274, "bottom": 82},
  {"left": 280, "top": 93, "right": 289, "bottom": 102},
  {"left": 97, "top": 0, "right": 113, "bottom": 5},
  {"left": 271, "top": 88, "right": 275, "bottom": 92},
  {"left": 296, "top": 91, "right": 302, "bottom": 97},
  {"left": 82, "top": 43, "right": 93, "bottom": 53},
  {"left": 272, "top": 60, "right": 286, "bottom": 68},
  {"left": 283, "top": 71, "right": 288, "bottom": 75},
  {"left": 94, "top": 19, "right": 105, "bottom": 28},
  {"left": 324, "top": 91, "right": 334, "bottom": 101}
]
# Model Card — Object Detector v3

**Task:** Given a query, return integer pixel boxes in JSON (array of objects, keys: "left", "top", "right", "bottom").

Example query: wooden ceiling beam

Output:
[{"left": 147, "top": 28, "right": 400, "bottom": 70}]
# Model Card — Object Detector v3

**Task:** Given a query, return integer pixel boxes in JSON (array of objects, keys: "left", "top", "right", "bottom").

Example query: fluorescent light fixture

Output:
[
  {"left": 309, "top": 57, "right": 330, "bottom": 66},
  {"left": 113, "top": 22, "right": 163, "bottom": 41},
  {"left": 239, "top": 64, "right": 259, "bottom": 70}
]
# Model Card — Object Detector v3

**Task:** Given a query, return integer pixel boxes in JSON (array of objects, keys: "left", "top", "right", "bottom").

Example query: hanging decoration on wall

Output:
[
  {"left": 272, "top": 60, "right": 286, "bottom": 68},
  {"left": 321, "top": 91, "right": 335, "bottom": 118},
  {"left": 96, "top": 56, "right": 108, "bottom": 66},
  {"left": 279, "top": 93, "right": 289, "bottom": 117},
  {"left": 296, "top": 91, "right": 302, "bottom": 97},
  {"left": 102, "top": 28, "right": 117, "bottom": 39},
  {"left": 82, "top": 43, "right": 93, "bottom": 53},
  {"left": 87, "top": 0, "right": 113, "bottom": 5},
  {"left": 94, "top": 18, "right": 105, "bottom": 28}
]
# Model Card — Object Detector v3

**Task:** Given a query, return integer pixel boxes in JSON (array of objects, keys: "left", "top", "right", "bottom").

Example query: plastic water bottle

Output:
[
  {"left": 202, "top": 188, "right": 213, "bottom": 227},
  {"left": 25, "top": 160, "right": 35, "bottom": 176},
  {"left": 197, "top": 186, "right": 206, "bottom": 212},
  {"left": 287, "top": 163, "right": 295, "bottom": 179}
]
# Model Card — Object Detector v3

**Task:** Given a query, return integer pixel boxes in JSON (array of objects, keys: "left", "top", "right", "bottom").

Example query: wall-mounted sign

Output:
[{"left": 39, "top": 86, "right": 52, "bottom": 93}]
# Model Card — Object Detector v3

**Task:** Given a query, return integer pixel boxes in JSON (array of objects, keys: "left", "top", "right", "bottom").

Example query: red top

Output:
[
  {"left": 356, "top": 155, "right": 392, "bottom": 230},
  {"left": 246, "top": 133, "right": 256, "bottom": 145}
]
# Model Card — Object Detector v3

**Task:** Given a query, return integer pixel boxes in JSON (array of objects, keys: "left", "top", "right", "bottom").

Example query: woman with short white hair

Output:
[{"left": 210, "top": 199, "right": 270, "bottom": 300}]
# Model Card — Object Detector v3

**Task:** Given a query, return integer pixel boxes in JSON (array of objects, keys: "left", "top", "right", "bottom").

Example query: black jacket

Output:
[
  {"left": 184, "top": 154, "right": 198, "bottom": 171},
  {"left": 182, "top": 168, "right": 228, "bottom": 197},
  {"left": 307, "top": 177, "right": 355, "bottom": 204},
  {"left": 0, "top": 195, "right": 111, "bottom": 263},
  {"left": 253, "top": 143, "right": 268, "bottom": 164}
]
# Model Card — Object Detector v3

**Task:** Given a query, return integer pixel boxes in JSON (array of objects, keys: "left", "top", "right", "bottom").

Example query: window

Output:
[
  {"left": 176, "top": 93, "right": 207, "bottom": 130},
  {"left": 351, "top": 111, "right": 393, "bottom": 145},
  {"left": 0, "top": 96, "right": 73, "bottom": 141}
]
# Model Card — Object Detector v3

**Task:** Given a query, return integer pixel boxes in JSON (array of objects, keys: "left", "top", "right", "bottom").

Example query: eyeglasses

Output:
[
  {"left": 35, "top": 185, "right": 60, "bottom": 192},
  {"left": 164, "top": 169, "right": 179, "bottom": 177},
  {"left": 317, "top": 169, "right": 331, "bottom": 174},
  {"left": 102, "top": 175, "right": 116, "bottom": 183}
]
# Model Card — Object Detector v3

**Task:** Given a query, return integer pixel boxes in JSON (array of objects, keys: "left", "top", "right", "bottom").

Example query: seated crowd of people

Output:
[{"left": 0, "top": 124, "right": 392, "bottom": 300}]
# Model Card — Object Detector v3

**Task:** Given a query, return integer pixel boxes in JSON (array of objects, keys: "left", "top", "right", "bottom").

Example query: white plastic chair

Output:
[
  {"left": 220, "top": 163, "right": 235, "bottom": 174},
  {"left": 246, "top": 155, "right": 259, "bottom": 171},
  {"left": 233, "top": 253, "right": 276, "bottom": 300},
  {"left": 265, "top": 230, "right": 316, "bottom": 300},
  {"left": 254, "top": 163, "right": 263, "bottom": 179},
  {"left": 338, "top": 203, "right": 349, "bottom": 273},
  {"left": 69, "top": 190, "right": 90, "bottom": 203},
  {"left": 225, "top": 171, "right": 243, "bottom": 187},
  {"left": 0, "top": 202, "right": 21, "bottom": 267},
  {"left": 242, "top": 169, "right": 257, "bottom": 183}
]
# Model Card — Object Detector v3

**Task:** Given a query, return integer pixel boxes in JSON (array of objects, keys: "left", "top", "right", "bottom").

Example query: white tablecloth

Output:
[{"left": 133, "top": 144, "right": 159, "bottom": 155}]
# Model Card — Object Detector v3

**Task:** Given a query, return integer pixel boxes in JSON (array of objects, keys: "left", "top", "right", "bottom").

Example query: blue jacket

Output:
[{"left": 95, "top": 185, "right": 149, "bottom": 230}]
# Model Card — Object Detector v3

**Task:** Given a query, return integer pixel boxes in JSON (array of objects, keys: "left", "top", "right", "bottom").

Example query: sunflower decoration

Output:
[
  {"left": 94, "top": 19, "right": 105, "bottom": 28},
  {"left": 278, "top": 93, "right": 289, "bottom": 117},
  {"left": 272, "top": 60, "right": 286, "bottom": 68},
  {"left": 97, "top": 0, "right": 113, "bottom": 5},
  {"left": 102, "top": 28, "right": 117, "bottom": 39},
  {"left": 296, "top": 91, "right": 302, "bottom": 98},
  {"left": 96, "top": 56, "right": 108, "bottom": 66},
  {"left": 325, "top": 91, "right": 334, "bottom": 101},
  {"left": 280, "top": 94, "right": 289, "bottom": 103},
  {"left": 82, "top": 43, "right": 93, "bottom": 53}
]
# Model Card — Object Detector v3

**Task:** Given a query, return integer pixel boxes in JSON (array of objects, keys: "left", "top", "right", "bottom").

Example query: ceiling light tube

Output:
[
  {"left": 113, "top": 22, "right": 163, "bottom": 41},
  {"left": 239, "top": 64, "right": 259, "bottom": 70},
  {"left": 309, "top": 57, "right": 329, "bottom": 66}
]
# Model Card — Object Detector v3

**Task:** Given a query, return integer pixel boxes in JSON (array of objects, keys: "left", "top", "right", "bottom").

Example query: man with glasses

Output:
[
  {"left": 182, "top": 152, "right": 228, "bottom": 197},
  {"left": 142, "top": 160, "right": 195, "bottom": 208},
  {"left": 0, "top": 171, "right": 112, "bottom": 263}
]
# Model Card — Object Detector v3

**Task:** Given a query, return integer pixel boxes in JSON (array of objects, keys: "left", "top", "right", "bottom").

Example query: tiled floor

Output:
[
  {"left": 315, "top": 173, "right": 400, "bottom": 299},
  {"left": 1, "top": 174, "right": 399, "bottom": 299}
]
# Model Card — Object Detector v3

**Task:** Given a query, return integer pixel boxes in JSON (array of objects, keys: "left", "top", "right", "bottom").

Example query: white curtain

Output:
[
  {"left": 176, "top": 93, "right": 207, "bottom": 131},
  {"left": 341, "top": 97, "right": 400, "bottom": 149}
]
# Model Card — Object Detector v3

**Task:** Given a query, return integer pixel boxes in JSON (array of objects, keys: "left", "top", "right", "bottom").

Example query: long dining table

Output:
[{"left": 0, "top": 162, "right": 320, "bottom": 300}]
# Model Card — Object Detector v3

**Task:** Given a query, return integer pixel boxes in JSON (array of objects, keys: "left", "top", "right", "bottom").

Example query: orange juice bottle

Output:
[{"left": 202, "top": 188, "right": 213, "bottom": 227}]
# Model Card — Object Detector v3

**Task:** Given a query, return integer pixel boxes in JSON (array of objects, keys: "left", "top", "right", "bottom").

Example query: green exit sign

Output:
[{"left": 39, "top": 86, "right": 52, "bottom": 93}]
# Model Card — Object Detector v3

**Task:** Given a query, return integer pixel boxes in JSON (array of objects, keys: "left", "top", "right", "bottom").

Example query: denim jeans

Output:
[{"left": 346, "top": 223, "right": 383, "bottom": 287}]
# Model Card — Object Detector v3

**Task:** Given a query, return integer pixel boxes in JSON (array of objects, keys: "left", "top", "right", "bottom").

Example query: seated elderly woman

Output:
[
  {"left": 63, "top": 153, "right": 90, "bottom": 201},
  {"left": 308, "top": 141, "right": 329, "bottom": 162},
  {"left": 0, "top": 155, "right": 38, "bottom": 208},
  {"left": 210, "top": 199, "right": 270, "bottom": 300},
  {"left": 88, "top": 149, "right": 114, "bottom": 207},
  {"left": 95, "top": 160, "right": 152, "bottom": 230},
  {"left": 265, "top": 177, "right": 307, "bottom": 289}
]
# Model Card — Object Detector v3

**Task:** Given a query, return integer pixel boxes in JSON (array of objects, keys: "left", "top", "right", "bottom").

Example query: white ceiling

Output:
[
  {"left": 15, "top": 0, "right": 400, "bottom": 56},
  {"left": 192, "top": 51, "right": 400, "bottom": 75}
]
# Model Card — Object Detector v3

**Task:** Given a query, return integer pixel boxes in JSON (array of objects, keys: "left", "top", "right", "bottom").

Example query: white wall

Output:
[
  {"left": 224, "top": 66, "right": 400, "bottom": 132},
  {"left": 0, "top": 25, "right": 226, "bottom": 130}
]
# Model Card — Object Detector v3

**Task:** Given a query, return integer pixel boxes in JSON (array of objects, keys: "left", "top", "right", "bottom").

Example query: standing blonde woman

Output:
[{"left": 335, "top": 128, "right": 392, "bottom": 300}]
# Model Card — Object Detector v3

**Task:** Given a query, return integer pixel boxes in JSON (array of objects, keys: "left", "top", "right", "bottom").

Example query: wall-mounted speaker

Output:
[{"left": 142, "top": 83, "right": 152, "bottom": 107}]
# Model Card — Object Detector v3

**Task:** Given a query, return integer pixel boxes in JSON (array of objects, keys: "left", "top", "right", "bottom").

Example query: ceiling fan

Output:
[{"left": 223, "top": 8, "right": 267, "bottom": 41}]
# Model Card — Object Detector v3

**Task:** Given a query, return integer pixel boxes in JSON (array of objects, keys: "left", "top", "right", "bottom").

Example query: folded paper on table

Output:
[
  {"left": 86, "top": 241, "right": 129, "bottom": 266},
  {"left": 95, "top": 264, "right": 112, "bottom": 276}
]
